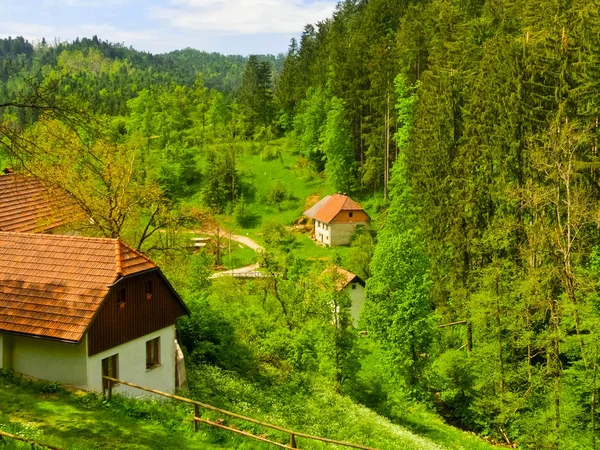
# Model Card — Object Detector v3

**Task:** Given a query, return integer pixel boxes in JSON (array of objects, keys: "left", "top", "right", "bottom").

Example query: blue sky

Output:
[{"left": 0, "top": 0, "right": 338, "bottom": 55}]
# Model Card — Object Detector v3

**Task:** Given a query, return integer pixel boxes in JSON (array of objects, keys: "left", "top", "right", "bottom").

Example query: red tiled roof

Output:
[
  {"left": 0, "top": 174, "right": 75, "bottom": 233},
  {"left": 310, "top": 194, "right": 365, "bottom": 224},
  {"left": 0, "top": 232, "right": 156, "bottom": 342},
  {"left": 304, "top": 195, "right": 331, "bottom": 219},
  {"left": 323, "top": 266, "right": 364, "bottom": 291}
]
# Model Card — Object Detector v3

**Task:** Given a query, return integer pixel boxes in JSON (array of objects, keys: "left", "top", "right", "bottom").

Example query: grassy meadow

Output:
[{"left": 0, "top": 368, "right": 495, "bottom": 450}]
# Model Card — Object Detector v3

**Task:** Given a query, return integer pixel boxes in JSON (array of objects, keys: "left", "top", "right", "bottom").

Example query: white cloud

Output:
[{"left": 150, "top": 0, "right": 336, "bottom": 35}]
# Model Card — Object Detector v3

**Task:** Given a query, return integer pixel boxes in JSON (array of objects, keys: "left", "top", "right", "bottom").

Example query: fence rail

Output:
[
  {"left": 0, "top": 430, "right": 64, "bottom": 450},
  {"left": 102, "top": 376, "right": 377, "bottom": 450}
]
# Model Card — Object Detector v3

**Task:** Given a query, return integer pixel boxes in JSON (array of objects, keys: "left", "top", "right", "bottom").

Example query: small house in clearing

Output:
[
  {"left": 324, "top": 266, "right": 366, "bottom": 325},
  {"left": 0, "top": 172, "right": 77, "bottom": 234},
  {"left": 0, "top": 232, "right": 189, "bottom": 396},
  {"left": 304, "top": 194, "right": 369, "bottom": 246}
]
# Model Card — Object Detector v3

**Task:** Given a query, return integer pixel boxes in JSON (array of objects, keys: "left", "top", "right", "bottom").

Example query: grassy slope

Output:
[
  {"left": 221, "top": 242, "right": 257, "bottom": 270},
  {"left": 188, "top": 364, "right": 497, "bottom": 450},
  {"left": 191, "top": 138, "right": 332, "bottom": 242},
  {"left": 0, "top": 369, "right": 494, "bottom": 450},
  {"left": 0, "top": 372, "right": 226, "bottom": 450}
]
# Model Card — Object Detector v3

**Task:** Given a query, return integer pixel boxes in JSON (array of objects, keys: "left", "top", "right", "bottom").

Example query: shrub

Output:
[
  {"left": 260, "top": 146, "right": 281, "bottom": 161},
  {"left": 266, "top": 180, "right": 289, "bottom": 212},
  {"left": 261, "top": 219, "right": 295, "bottom": 250},
  {"left": 233, "top": 195, "right": 258, "bottom": 228}
]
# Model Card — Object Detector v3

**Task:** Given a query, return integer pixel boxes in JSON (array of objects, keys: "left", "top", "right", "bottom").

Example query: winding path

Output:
[{"left": 210, "top": 234, "right": 264, "bottom": 279}]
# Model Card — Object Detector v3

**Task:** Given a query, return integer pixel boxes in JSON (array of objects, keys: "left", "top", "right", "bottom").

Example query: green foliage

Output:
[
  {"left": 238, "top": 56, "right": 276, "bottom": 136},
  {"left": 347, "top": 228, "right": 376, "bottom": 280},
  {"left": 365, "top": 160, "right": 435, "bottom": 398},
  {"left": 232, "top": 195, "right": 258, "bottom": 228},
  {"left": 265, "top": 179, "right": 290, "bottom": 211},
  {"left": 322, "top": 97, "right": 356, "bottom": 194},
  {"left": 293, "top": 87, "right": 329, "bottom": 172},
  {"left": 188, "top": 250, "right": 213, "bottom": 293},
  {"left": 178, "top": 294, "right": 254, "bottom": 372},
  {"left": 156, "top": 145, "right": 201, "bottom": 198},
  {"left": 259, "top": 145, "right": 281, "bottom": 161},
  {"left": 201, "top": 147, "right": 238, "bottom": 212},
  {"left": 260, "top": 219, "right": 295, "bottom": 251}
]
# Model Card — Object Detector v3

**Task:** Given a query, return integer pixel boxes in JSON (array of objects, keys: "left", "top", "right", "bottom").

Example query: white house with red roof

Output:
[
  {"left": 323, "top": 266, "right": 366, "bottom": 325},
  {"left": 304, "top": 194, "right": 369, "bottom": 246},
  {"left": 0, "top": 232, "right": 189, "bottom": 396}
]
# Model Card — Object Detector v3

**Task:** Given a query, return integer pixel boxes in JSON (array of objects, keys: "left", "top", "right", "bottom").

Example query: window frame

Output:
[
  {"left": 145, "top": 279, "right": 153, "bottom": 300},
  {"left": 102, "top": 354, "right": 118, "bottom": 389},
  {"left": 117, "top": 288, "right": 126, "bottom": 308},
  {"left": 146, "top": 337, "right": 160, "bottom": 370}
]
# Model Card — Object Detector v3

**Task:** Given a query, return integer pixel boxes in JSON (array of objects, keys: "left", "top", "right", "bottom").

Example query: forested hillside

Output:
[
  {"left": 1, "top": 0, "right": 600, "bottom": 448},
  {"left": 273, "top": 0, "right": 600, "bottom": 448}
]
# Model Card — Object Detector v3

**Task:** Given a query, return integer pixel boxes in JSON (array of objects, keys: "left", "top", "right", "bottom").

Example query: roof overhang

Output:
[{"left": 0, "top": 329, "right": 81, "bottom": 345}]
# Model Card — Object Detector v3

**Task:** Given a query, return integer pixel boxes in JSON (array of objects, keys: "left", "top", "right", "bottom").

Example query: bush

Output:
[
  {"left": 233, "top": 195, "right": 258, "bottom": 228},
  {"left": 260, "top": 146, "right": 281, "bottom": 161},
  {"left": 261, "top": 219, "right": 295, "bottom": 250},
  {"left": 266, "top": 180, "right": 289, "bottom": 212},
  {"left": 177, "top": 295, "right": 255, "bottom": 373}
]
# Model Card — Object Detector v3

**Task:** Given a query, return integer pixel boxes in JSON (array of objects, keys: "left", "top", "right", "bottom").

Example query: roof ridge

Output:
[
  {"left": 119, "top": 240, "right": 157, "bottom": 267},
  {"left": 115, "top": 240, "right": 123, "bottom": 277},
  {"left": 0, "top": 231, "right": 118, "bottom": 243}
]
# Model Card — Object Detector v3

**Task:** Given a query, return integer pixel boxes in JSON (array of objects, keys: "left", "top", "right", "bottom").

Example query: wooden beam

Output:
[
  {"left": 438, "top": 320, "right": 467, "bottom": 328},
  {"left": 103, "top": 376, "right": 378, "bottom": 450},
  {"left": 194, "top": 417, "right": 293, "bottom": 449},
  {"left": 0, "top": 430, "right": 64, "bottom": 450}
]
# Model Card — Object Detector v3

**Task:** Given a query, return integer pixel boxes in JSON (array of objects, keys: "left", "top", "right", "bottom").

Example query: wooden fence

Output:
[
  {"left": 103, "top": 376, "right": 377, "bottom": 450},
  {"left": 0, "top": 430, "right": 64, "bottom": 450}
]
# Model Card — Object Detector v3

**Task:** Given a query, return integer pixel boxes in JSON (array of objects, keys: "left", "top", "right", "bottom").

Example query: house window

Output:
[
  {"left": 349, "top": 212, "right": 353, "bottom": 218},
  {"left": 145, "top": 280, "right": 153, "bottom": 300},
  {"left": 102, "top": 354, "right": 118, "bottom": 389},
  {"left": 146, "top": 337, "right": 160, "bottom": 370},
  {"left": 117, "top": 288, "right": 126, "bottom": 308},
  {"left": 352, "top": 283, "right": 357, "bottom": 290}
]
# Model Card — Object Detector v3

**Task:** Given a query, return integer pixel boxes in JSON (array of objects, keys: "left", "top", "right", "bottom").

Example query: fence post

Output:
[
  {"left": 108, "top": 379, "right": 113, "bottom": 401},
  {"left": 290, "top": 433, "right": 297, "bottom": 448},
  {"left": 193, "top": 405, "right": 200, "bottom": 432}
]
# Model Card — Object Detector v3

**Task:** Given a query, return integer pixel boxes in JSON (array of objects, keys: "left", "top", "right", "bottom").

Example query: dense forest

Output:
[{"left": 2, "top": 0, "right": 600, "bottom": 448}]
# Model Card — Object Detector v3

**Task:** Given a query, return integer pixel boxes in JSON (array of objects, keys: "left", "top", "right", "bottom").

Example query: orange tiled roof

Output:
[
  {"left": 0, "top": 232, "right": 156, "bottom": 342},
  {"left": 310, "top": 194, "right": 365, "bottom": 224},
  {"left": 0, "top": 173, "right": 75, "bottom": 233},
  {"left": 323, "top": 266, "right": 364, "bottom": 291}
]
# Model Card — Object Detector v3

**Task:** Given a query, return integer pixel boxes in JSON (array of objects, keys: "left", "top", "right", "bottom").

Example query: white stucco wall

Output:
[
  {"left": 314, "top": 220, "right": 333, "bottom": 246},
  {"left": 330, "top": 223, "right": 365, "bottom": 246},
  {"left": 344, "top": 283, "right": 366, "bottom": 326},
  {"left": 87, "top": 325, "right": 176, "bottom": 397},
  {"left": 4, "top": 333, "right": 88, "bottom": 386}
]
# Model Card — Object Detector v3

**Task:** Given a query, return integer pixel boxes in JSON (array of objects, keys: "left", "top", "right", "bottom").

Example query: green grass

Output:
[
  {"left": 221, "top": 242, "right": 257, "bottom": 270},
  {"left": 0, "top": 371, "right": 229, "bottom": 450},
  {"left": 186, "top": 364, "right": 497, "bottom": 450},
  {"left": 288, "top": 233, "right": 351, "bottom": 262},
  {"left": 0, "top": 368, "right": 496, "bottom": 450},
  {"left": 194, "top": 138, "right": 333, "bottom": 245}
]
